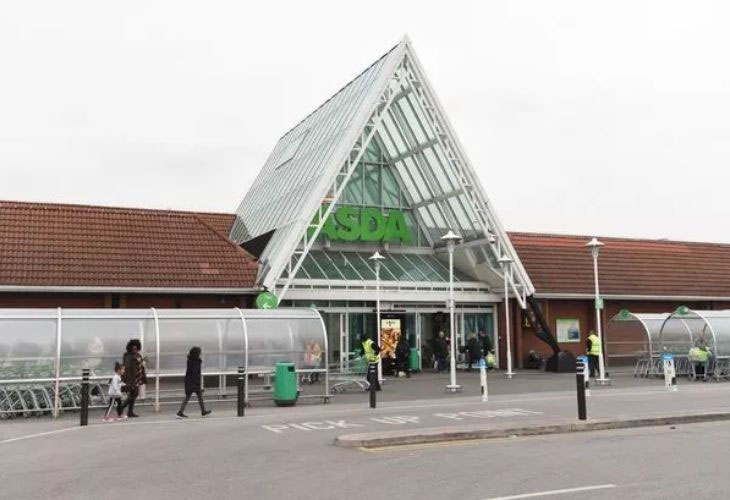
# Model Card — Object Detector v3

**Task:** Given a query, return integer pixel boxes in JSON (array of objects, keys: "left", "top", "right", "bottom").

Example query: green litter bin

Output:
[
  {"left": 274, "top": 362, "right": 298, "bottom": 407},
  {"left": 409, "top": 348, "right": 420, "bottom": 373}
]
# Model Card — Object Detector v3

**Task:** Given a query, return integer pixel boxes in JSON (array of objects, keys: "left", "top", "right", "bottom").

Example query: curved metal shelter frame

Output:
[
  {"left": 606, "top": 311, "right": 670, "bottom": 376},
  {"left": 0, "top": 308, "right": 328, "bottom": 417},
  {"left": 659, "top": 309, "right": 730, "bottom": 379}
]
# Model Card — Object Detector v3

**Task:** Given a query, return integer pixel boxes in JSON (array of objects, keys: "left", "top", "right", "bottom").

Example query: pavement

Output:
[{"left": 2, "top": 370, "right": 730, "bottom": 499}]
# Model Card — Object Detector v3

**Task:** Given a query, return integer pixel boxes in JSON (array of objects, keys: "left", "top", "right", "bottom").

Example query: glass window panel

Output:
[
  {"left": 422, "top": 254, "right": 451, "bottom": 280},
  {"left": 311, "top": 251, "right": 347, "bottom": 280},
  {"left": 0, "top": 319, "right": 58, "bottom": 380},
  {"left": 300, "top": 255, "right": 327, "bottom": 280},
  {"left": 363, "top": 164, "right": 381, "bottom": 206},
  {"left": 402, "top": 253, "right": 441, "bottom": 281},
  {"left": 341, "top": 163, "right": 363, "bottom": 205},
  {"left": 448, "top": 196, "right": 473, "bottom": 230},
  {"left": 157, "top": 319, "right": 227, "bottom": 374},
  {"left": 427, "top": 204, "right": 447, "bottom": 229},
  {"left": 418, "top": 206, "right": 435, "bottom": 229},
  {"left": 423, "top": 147, "right": 455, "bottom": 192},
  {"left": 395, "top": 161, "right": 422, "bottom": 204},
  {"left": 397, "top": 98, "right": 428, "bottom": 144},
  {"left": 61, "top": 318, "right": 154, "bottom": 378},
  {"left": 382, "top": 166, "right": 401, "bottom": 208},
  {"left": 375, "top": 128, "right": 399, "bottom": 159},
  {"left": 403, "top": 157, "right": 431, "bottom": 199},
  {"left": 382, "top": 114, "right": 408, "bottom": 155},
  {"left": 406, "top": 93, "right": 435, "bottom": 139},
  {"left": 346, "top": 253, "right": 377, "bottom": 280},
  {"left": 390, "top": 253, "right": 428, "bottom": 281},
  {"left": 379, "top": 258, "right": 409, "bottom": 281}
]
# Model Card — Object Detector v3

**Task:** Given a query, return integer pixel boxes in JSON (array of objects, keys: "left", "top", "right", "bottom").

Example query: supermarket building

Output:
[{"left": 4, "top": 37, "right": 730, "bottom": 372}]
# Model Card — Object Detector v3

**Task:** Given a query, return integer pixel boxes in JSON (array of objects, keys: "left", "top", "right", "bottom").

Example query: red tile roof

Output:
[
  {"left": 510, "top": 232, "right": 730, "bottom": 298},
  {"left": 0, "top": 201, "right": 256, "bottom": 290}
]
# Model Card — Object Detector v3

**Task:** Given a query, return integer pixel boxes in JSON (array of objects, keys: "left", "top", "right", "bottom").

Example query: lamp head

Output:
[
  {"left": 368, "top": 251, "right": 385, "bottom": 262},
  {"left": 585, "top": 237, "right": 604, "bottom": 258}
]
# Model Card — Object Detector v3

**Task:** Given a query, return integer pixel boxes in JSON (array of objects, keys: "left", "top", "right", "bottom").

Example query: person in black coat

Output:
[
  {"left": 176, "top": 346, "right": 211, "bottom": 418},
  {"left": 395, "top": 335, "right": 411, "bottom": 378},
  {"left": 122, "top": 339, "right": 144, "bottom": 418}
]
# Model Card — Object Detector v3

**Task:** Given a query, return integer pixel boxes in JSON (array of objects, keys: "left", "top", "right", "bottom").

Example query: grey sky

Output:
[{"left": 1, "top": 1, "right": 728, "bottom": 242}]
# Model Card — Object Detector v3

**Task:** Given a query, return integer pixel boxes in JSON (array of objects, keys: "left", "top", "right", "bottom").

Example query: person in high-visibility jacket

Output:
[
  {"left": 586, "top": 330, "right": 602, "bottom": 378},
  {"left": 362, "top": 337, "right": 381, "bottom": 391},
  {"left": 689, "top": 346, "right": 710, "bottom": 379}
]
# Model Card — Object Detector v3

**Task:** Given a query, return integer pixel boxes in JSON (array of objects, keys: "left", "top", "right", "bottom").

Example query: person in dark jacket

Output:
[
  {"left": 395, "top": 335, "right": 411, "bottom": 378},
  {"left": 122, "top": 339, "right": 145, "bottom": 418},
  {"left": 466, "top": 334, "right": 481, "bottom": 371},
  {"left": 177, "top": 346, "right": 211, "bottom": 418},
  {"left": 433, "top": 332, "right": 447, "bottom": 372}
]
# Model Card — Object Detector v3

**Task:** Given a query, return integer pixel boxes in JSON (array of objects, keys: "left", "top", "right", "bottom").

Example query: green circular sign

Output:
[{"left": 255, "top": 292, "right": 278, "bottom": 310}]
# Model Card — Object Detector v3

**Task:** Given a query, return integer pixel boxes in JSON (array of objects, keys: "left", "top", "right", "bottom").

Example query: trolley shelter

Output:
[
  {"left": 607, "top": 308, "right": 730, "bottom": 379},
  {"left": 0, "top": 308, "right": 328, "bottom": 417}
]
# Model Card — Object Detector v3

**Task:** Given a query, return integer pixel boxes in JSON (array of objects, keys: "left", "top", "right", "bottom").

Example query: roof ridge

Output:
[{"left": 0, "top": 199, "right": 233, "bottom": 219}]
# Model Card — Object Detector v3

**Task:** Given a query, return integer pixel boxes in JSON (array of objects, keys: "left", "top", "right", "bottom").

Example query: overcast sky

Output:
[{"left": 1, "top": 1, "right": 728, "bottom": 242}]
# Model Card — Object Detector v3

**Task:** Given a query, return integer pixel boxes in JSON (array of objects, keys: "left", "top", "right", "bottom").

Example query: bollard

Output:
[
  {"left": 80, "top": 368, "right": 90, "bottom": 426},
  {"left": 479, "top": 356, "right": 488, "bottom": 403},
  {"left": 662, "top": 353, "right": 677, "bottom": 392},
  {"left": 237, "top": 366, "right": 245, "bottom": 417},
  {"left": 368, "top": 363, "right": 377, "bottom": 409},
  {"left": 576, "top": 360, "right": 587, "bottom": 421},
  {"left": 577, "top": 355, "right": 591, "bottom": 397}
]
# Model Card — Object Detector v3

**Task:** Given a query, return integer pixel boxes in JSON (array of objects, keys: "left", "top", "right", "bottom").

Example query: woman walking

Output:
[
  {"left": 177, "top": 346, "right": 212, "bottom": 418},
  {"left": 122, "top": 339, "right": 146, "bottom": 418}
]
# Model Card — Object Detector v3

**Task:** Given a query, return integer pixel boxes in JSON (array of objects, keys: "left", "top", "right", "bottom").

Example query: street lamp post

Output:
[
  {"left": 585, "top": 237, "right": 610, "bottom": 385},
  {"left": 442, "top": 230, "right": 462, "bottom": 393},
  {"left": 369, "top": 251, "right": 386, "bottom": 385},
  {"left": 498, "top": 255, "right": 515, "bottom": 379}
]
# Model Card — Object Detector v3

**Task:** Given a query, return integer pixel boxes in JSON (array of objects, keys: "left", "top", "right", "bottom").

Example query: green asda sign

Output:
[{"left": 310, "top": 206, "right": 412, "bottom": 243}]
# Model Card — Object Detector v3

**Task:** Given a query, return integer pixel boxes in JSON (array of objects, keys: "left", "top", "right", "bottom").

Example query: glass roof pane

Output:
[
  {"left": 363, "top": 164, "right": 381, "bottom": 206},
  {"left": 400, "top": 254, "right": 439, "bottom": 281},
  {"left": 423, "top": 146, "right": 455, "bottom": 193},
  {"left": 396, "top": 98, "right": 427, "bottom": 144},
  {"left": 382, "top": 113, "right": 408, "bottom": 155},
  {"left": 341, "top": 163, "right": 363, "bottom": 205},
  {"left": 300, "top": 255, "right": 326, "bottom": 279},
  {"left": 395, "top": 161, "right": 422, "bottom": 204},
  {"left": 376, "top": 128, "right": 399, "bottom": 159},
  {"left": 390, "top": 253, "right": 428, "bottom": 281},
  {"left": 311, "top": 251, "right": 346, "bottom": 280},
  {"left": 379, "top": 257, "right": 411, "bottom": 281},
  {"left": 348, "top": 253, "right": 377, "bottom": 280},
  {"left": 403, "top": 157, "right": 431, "bottom": 199},
  {"left": 406, "top": 93, "right": 435, "bottom": 140},
  {"left": 382, "top": 166, "right": 400, "bottom": 208}
]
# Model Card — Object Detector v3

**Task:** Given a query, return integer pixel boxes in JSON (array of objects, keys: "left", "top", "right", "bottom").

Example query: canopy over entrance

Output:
[{"left": 229, "top": 36, "right": 533, "bottom": 307}]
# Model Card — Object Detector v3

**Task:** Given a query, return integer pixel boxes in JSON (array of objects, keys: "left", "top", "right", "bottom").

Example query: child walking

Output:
[
  {"left": 103, "top": 362, "right": 128, "bottom": 422},
  {"left": 176, "top": 346, "right": 212, "bottom": 418}
]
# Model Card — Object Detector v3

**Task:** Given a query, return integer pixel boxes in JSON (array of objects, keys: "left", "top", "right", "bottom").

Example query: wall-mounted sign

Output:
[
  {"left": 309, "top": 206, "right": 412, "bottom": 243},
  {"left": 556, "top": 318, "right": 580, "bottom": 343},
  {"left": 380, "top": 318, "right": 402, "bottom": 358}
]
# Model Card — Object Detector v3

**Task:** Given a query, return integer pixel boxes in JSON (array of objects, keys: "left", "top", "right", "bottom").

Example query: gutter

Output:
[
  {"left": 0, "top": 285, "right": 260, "bottom": 295},
  {"left": 534, "top": 292, "right": 730, "bottom": 301}
]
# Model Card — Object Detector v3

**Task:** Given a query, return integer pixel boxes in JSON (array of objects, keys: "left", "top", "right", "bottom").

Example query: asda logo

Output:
[{"left": 309, "top": 206, "right": 412, "bottom": 243}]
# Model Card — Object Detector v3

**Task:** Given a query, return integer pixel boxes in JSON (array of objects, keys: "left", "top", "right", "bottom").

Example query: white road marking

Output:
[
  {"left": 0, "top": 426, "right": 82, "bottom": 445},
  {"left": 484, "top": 484, "right": 617, "bottom": 499}
]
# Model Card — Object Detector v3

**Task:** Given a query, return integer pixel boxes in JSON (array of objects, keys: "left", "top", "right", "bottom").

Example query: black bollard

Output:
[
  {"left": 576, "top": 361, "right": 587, "bottom": 421},
  {"left": 237, "top": 366, "right": 245, "bottom": 417},
  {"left": 368, "top": 363, "right": 377, "bottom": 409},
  {"left": 80, "top": 368, "right": 90, "bottom": 426}
]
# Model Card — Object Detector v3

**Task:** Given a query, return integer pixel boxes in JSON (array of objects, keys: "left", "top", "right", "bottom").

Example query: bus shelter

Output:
[
  {"left": 606, "top": 310, "right": 670, "bottom": 376},
  {"left": 660, "top": 308, "right": 730, "bottom": 379},
  {"left": 0, "top": 308, "right": 328, "bottom": 418}
]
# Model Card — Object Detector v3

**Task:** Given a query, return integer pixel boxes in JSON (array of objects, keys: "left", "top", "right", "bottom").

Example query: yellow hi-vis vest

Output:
[
  {"left": 587, "top": 334, "right": 602, "bottom": 355},
  {"left": 363, "top": 339, "right": 380, "bottom": 363},
  {"left": 689, "top": 347, "right": 709, "bottom": 363}
]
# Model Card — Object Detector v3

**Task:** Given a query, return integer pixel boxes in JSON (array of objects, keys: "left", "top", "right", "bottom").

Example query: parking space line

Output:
[
  {"left": 0, "top": 426, "right": 82, "bottom": 445},
  {"left": 484, "top": 484, "right": 616, "bottom": 499}
]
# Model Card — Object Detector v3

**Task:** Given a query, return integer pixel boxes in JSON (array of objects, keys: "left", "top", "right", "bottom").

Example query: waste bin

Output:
[
  {"left": 274, "top": 362, "right": 298, "bottom": 406},
  {"left": 409, "top": 348, "right": 420, "bottom": 372}
]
